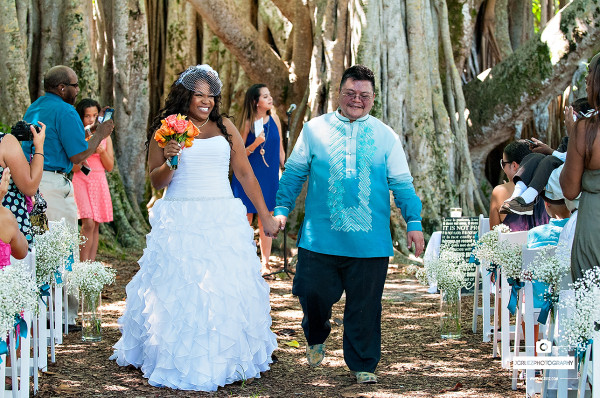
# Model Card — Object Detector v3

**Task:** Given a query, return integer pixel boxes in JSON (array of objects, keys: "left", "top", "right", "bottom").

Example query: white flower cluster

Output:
[
  {"left": 560, "top": 268, "right": 600, "bottom": 352},
  {"left": 420, "top": 246, "right": 467, "bottom": 300},
  {"left": 0, "top": 262, "right": 39, "bottom": 335},
  {"left": 67, "top": 261, "right": 116, "bottom": 298},
  {"left": 527, "top": 244, "right": 570, "bottom": 295},
  {"left": 34, "top": 218, "right": 82, "bottom": 286},
  {"left": 495, "top": 240, "right": 522, "bottom": 280},
  {"left": 472, "top": 224, "right": 511, "bottom": 271}
]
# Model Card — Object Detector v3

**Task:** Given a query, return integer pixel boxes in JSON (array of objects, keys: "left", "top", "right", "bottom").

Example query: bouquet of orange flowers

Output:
[{"left": 154, "top": 114, "right": 200, "bottom": 170}]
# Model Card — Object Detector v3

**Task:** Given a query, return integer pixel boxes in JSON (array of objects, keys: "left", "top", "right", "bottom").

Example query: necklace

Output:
[
  {"left": 257, "top": 116, "right": 270, "bottom": 167},
  {"left": 192, "top": 117, "right": 209, "bottom": 130}
]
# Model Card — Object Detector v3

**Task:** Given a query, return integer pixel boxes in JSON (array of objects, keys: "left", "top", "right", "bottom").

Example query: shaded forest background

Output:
[{"left": 0, "top": 0, "right": 598, "bottom": 255}]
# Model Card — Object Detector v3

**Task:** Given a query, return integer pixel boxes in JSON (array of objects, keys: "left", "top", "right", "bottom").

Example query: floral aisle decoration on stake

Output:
[
  {"left": 154, "top": 114, "right": 200, "bottom": 170},
  {"left": 472, "top": 224, "right": 511, "bottom": 277},
  {"left": 0, "top": 261, "right": 39, "bottom": 362},
  {"left": 522, "top": 244, "right": 570, "bottom": 324},
  {"left": 560, "top": 267, "right": 600, "bottom": 362},
  {"left": 494, "top": 239, "right": 523, "bottom": 315},
  {"left": 33, "top": 218, "right": 83, "bottom": 292},
  {"left": 417, "top": 246, "right": 468, "bottom": 339},
  {"left": 67, "top": 261, "right": 116, "bottom": 341}
]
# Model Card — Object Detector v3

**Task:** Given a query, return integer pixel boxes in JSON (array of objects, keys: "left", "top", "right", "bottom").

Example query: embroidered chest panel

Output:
[{"left": 326, "top": 118, "right": 375, "bottom": 232}]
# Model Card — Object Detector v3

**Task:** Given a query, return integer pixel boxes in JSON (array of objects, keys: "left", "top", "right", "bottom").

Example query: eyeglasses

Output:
[
  {"left": 500, "top": 159, "right": 511, "bottom": 168},
  {"left": 63, "top": 82, "right": 79, "bottom": 88},
  {"left": 341, "top": 90, "right": 374, "bottom": 101}
]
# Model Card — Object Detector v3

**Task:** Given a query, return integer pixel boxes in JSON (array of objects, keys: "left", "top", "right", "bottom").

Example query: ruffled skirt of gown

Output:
[{"left": 110, "top": 196, "right": 277, "bottom": 391}]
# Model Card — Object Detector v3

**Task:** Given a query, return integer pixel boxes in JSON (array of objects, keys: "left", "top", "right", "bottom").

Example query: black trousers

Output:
[
  {"left": 514, "top": 153, "right": 563, "bottom": 192},
  {"left": 292, "top": 247, "right": 389, "bottom": 373}
]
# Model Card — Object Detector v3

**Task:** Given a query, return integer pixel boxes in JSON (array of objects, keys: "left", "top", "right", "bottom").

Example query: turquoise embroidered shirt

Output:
[{"left": 275, "top": 111, "right": 423, "bottom": 258}]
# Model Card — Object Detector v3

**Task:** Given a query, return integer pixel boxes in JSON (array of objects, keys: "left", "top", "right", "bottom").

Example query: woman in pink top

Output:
[
  {"left": 0, "top": 168, "right": 28, "bottom": 267},
  {"left": 72, "top": 99, "right": 114, "bottom": 261}
]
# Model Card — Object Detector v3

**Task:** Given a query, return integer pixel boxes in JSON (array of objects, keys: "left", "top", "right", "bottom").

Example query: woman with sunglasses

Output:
[{"left": 489, "top": 140, "right": 549, "bottom": 229}]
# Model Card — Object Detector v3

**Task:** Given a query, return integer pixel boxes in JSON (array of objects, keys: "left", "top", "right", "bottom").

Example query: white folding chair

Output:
[
  {"left": 472, "top": 215, "right": 494, "bottom": 341},
  {"left": 5, "top": 309, "right": 34, "bottom": 398},
  {"left": 495, "top": 230, "right": 528, "bottom": 369},
  {"left": 514, "top": 246, "right": 555, "bottom": 394}
]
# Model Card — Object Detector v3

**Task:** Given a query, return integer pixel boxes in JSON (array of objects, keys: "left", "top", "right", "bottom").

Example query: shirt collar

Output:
[{"left": 335, "top": 108, "right": 370, "bottom": 123}]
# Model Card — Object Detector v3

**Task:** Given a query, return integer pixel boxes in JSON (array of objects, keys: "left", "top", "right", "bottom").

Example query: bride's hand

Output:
[
  {"left": 261, "top": 215, "right": 281, "bottom": 238},
  {"left": 163, "top": 140, "right": 181, "bottom": 159}
]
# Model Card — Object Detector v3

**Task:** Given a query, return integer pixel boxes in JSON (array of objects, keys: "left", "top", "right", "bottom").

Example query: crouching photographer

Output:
[{"left": 0, "top": 120, "right": 46, "bottom": 248}]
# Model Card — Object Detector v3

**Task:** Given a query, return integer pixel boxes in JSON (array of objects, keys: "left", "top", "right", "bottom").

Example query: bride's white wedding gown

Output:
[{"left": 110, "top": 135, "right": 277, "bottom": 391}]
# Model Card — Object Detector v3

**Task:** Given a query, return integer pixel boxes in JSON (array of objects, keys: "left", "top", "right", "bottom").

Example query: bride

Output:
[{"left": 110, "top": 65, "right": 280, "bottom": 391}]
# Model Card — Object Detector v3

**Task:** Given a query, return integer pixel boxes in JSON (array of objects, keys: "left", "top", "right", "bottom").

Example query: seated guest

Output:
[
  {"left": 525, "top": 177, "right": 572, "bottom": 346},
  {"left": 489, "top": 140, "right": 549, "bottom": 230},
  {"left": 503, "top": 98, "right": 593, "bottom": 215}
]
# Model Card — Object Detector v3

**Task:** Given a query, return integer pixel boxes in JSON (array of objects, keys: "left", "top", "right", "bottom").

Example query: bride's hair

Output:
[{"left": 146, "top": 72, "right": 233, "bottom": 150}]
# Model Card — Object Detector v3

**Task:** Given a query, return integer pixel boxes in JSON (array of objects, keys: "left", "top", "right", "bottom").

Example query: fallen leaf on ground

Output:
[
  {"left": 439, "top": 382, "right": 463, "bottom": 393},
  {"left": 285, "top": 340, "right": 300, "bottom": 348}
]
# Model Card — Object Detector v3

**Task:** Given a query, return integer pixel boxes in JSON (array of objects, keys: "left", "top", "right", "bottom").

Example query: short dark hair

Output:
[
  {"left": 75, "top": 98, "right": 101, "bottom": 121},
  {"left": 43, "top": 66, "right": 73, "bottom": 92},
  {"left": 339, "top": 65, "right": 375, "bottom": 91},
  {"left": 572, "top": 97, "right": 592, "bottom": 115},
  {"left": 503, "top": 140, "right": 531, "bottom": 165}
]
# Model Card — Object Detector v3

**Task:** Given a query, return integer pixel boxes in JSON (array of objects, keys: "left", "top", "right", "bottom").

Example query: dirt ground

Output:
[{"left": 33, "top": 250, "right": 526, "bottom": 398}]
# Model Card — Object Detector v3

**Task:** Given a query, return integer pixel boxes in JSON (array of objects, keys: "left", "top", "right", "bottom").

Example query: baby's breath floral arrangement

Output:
[
  {"left": 472, "top": 224, "right": 510, "bottom": 271},
  {"left": 0, "top": 262, "right": 39, "bottom": 335},
  {"left": 524, "top": 244, "right": 570, "bottom": 295},
  {"left": 34, "top": 218, "right": 83, "bottom": 286},
  {"left": 495, "top": 240, "right": 523, "bottom": 280},
  {"left": 560, "top": 268, "right": 600, "bottom": 358},
  {"left": 67, "top": 261, "right": 116, "bottom": 298},
  {"left": 420, "top": 246, "right": 468, "bottom": 301}
]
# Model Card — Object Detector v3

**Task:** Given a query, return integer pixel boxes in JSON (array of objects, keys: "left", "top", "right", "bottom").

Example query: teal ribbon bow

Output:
[
  {"left": 537, "top": 292, "right": 558, "bottom": 325},
  {"left": 0, "top": 339, "right": 7, "bottom": 364},
  {"left": 39, "top": 283, "right": 51, "bottom": 306},
  {"left": 575, "top": 339, "right": 592, "bottom": 364},
  {"left": 65, "top": 251, "right": 74, "bottom": 272},
  {"left": 54, "top": 270, "right": 63, "bottom": 284},
  {"left": 468, "top": 233, "right": 480, "bottom": 265},
  {"left": 13, "top": 314, "right": 27, "bottom": 350},
  {"left": 506, "top": 277, "right": 524, "bottom": 315}
]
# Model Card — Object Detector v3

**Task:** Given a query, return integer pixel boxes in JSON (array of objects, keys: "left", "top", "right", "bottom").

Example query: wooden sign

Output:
[{"left": 441, "top": 217, "right": 479, "bottom": 292}]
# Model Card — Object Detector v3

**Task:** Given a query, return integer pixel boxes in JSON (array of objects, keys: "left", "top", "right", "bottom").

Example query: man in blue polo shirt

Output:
[
  {"left": 24, "top": 65, "right": 113, "bottom": 329},
  {"left": 275, "top": 65, "right": 424, "bottom": 384},
  {"left": 24, "top": 65, "right": 113, "bottom": 229}
]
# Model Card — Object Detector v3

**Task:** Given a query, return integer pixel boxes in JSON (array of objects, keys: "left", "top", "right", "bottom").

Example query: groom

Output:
[{"left": 275, "top": 65, "right": 424, "bottom": 384}]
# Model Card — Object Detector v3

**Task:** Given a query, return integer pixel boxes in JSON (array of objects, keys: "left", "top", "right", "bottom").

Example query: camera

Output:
[
  {"left": 10, "top": 120, "right": 40, "bottom": 141},
  {"left": 536, "top": 339, "right": 552, "bottom": 354}
]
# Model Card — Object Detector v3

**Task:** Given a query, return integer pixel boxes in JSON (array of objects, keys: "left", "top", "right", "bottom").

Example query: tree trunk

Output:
[
  {"left": 111, "top": 0, "right": 151, "bottom": 207},
  {"left": 465, "top": 0, "right": 600, "bottom": 180},
  {"left": 0, "top": 0, "right": 30, "bottom": 125}
]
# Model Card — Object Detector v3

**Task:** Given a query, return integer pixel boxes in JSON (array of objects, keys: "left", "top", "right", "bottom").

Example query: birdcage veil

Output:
[{"left": 175, "top": 64, "right": 223, "bottom": 96}]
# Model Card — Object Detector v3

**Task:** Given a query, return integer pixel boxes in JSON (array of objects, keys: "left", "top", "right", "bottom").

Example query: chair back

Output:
[
  {"left": 478, "top": 215, "right": 490, "bottom": 237},
  {"left": 498, "top": 230, "right": 528, "bottom": 245}
]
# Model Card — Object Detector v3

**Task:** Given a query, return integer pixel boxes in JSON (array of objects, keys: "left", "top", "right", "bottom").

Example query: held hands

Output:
[
  {"left": 407, "top": 230, "right": 425, "bottom": 257},
  {"left": 262, "top": 215, "right": 282, "bottom": 238},
  {"left": 530, "top": 137, "right": 553, "bottom": 155}
]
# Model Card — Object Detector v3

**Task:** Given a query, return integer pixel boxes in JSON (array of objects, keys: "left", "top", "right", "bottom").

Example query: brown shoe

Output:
[{"left": 501, "top": 197, "right": 534, "bottom": 215}]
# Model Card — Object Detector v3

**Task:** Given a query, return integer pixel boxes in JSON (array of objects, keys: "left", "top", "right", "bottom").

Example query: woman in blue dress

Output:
[{"left": 231, "top": 84, "right": 285, "bottom": 275}]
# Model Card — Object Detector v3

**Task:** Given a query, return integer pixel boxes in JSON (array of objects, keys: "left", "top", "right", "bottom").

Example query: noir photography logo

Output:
[{"left": 536, "top": 339, "right": 552, "bottom": 354}]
